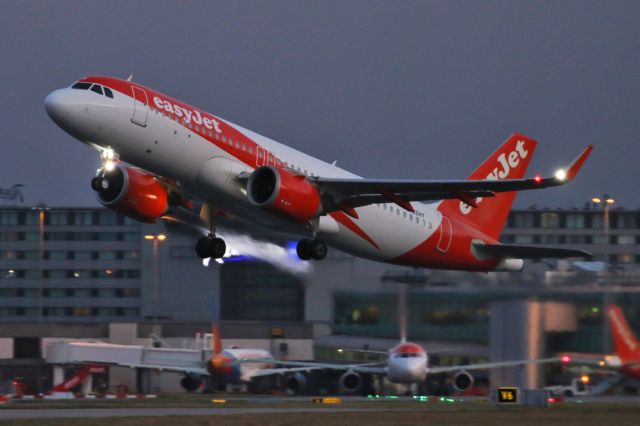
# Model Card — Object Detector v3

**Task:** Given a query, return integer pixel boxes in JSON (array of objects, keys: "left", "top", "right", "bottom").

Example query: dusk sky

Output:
[{"left": 1, "top": 1, "right": 638, "bottom": 209}]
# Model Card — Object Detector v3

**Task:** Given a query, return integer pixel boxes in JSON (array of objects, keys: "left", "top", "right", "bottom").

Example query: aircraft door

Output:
[
  {"left": 436, "top": 215, "right": 452, "bottom": 253},
  {"left": 256, "top": 147, "right": 266, "bottom": 167},
  {"left": 131, "top": 86, "right": 149, "bottom": 127}
]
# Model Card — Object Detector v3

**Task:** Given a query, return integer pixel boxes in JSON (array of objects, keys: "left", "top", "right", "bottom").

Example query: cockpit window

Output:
[
  {"left": 71, "top": 82, "right": 92, "bottom": 90},
  {"left": 90, "top": 84, "right": 103, "bottom": 95},
  {"left": 103, "top": 87, "right": 114, "bottom": 99}
]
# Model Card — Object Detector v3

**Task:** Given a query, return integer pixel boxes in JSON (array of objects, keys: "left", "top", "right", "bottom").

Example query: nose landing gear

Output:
[
  {"left": 296, "top": 238, "right": 327, "bottom": 261},
  {"left": 195, "top": 235, "right": 226, "bottom": 259}
]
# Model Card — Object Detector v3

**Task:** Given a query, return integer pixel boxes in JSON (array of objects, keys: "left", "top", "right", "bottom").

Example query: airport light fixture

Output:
[
  {"left": 144, "top": 233, "right": 167, "bottom": 327},
  {"left": 592, "top": 195, "right": 615, "bottom": 354}
]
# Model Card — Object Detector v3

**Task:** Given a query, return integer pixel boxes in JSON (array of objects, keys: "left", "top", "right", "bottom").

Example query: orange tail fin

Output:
[
  {"left": 438, "top": 133, "right": 538, "bottom": 240},
  {"left": 213, "top": 323, "right": 222, "bottom": 355},
  {"left": 606, "top": 305, "right": 640, "bottom": 363}
]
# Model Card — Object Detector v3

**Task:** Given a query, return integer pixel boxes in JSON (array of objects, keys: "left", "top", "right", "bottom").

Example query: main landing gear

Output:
[
  {"left": 296, "top": 238, "right": 327, "bottom": 261},
  {"left": 195, "top": 235, "right": 227, "bottom": 259}
]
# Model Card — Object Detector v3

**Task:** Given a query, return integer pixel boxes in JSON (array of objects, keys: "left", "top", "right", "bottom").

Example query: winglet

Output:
[{"left": 565, "top": 145, "right": 593, "bottom": 181}]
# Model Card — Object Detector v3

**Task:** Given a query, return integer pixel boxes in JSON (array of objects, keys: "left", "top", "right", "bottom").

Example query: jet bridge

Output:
[{"left": 46, "top": 341, "right": 211, "bottom": 376}]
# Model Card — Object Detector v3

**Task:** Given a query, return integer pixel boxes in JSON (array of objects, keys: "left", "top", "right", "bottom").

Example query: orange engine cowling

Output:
[
  {"left": 94, "top": 165, "right": 169, "bottom": 223},
  {"left": 246, "top": 166, "right": 321, "bottom": 224}
]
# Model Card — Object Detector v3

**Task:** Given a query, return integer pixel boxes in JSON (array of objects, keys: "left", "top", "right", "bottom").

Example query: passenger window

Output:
[
  {"left": 222, "top": 136, "right": 227, "bottom": 143},
  {"left": 249, "top": 147, "right": 253, "bottom": 154},
  {"left": 235, "top": 141, "right": 240, "bottom": 148},
  {"left": 242, "top": 144, "right": 246, "bottom": 151},
  {"left": 90, "top": 84, "right": 103, "bottom": 95},
  {"left": 103, "top": 87, "right": 114, "bottom": 98},
  {"left": 71, "top": 82, "right": 91, "bottom": 90}
]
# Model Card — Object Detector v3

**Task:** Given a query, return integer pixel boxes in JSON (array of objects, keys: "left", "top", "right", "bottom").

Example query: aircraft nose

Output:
[{"left": 44, "top": 89, "right": 68, "bottom": 122}]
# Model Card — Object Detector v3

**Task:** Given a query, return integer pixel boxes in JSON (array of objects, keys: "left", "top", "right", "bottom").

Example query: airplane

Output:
[
  {"left": 559, "top": 305, "right": 640, "bottom": 395},
  {"left": 44, "top": 76, "right": 593, "bottom": 270},
  {"left": 249, "top": 285, "right": 564, "bottom": 395}
]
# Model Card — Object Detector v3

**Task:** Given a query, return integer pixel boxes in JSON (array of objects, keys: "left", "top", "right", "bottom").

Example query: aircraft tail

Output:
[
  {"left": 606, "top": 304, "right": 640, "bottom": 363},
  {"left": 213, "top": 323, "right": 223, "bottom": 355},
  {"left": 438, "top": 133, "right": 538, "bottom": 240}
]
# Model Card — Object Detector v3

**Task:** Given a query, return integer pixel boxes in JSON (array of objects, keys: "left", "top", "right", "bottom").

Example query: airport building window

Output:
[
  {"left": 614, "top": 213, "right": 637, "bottom": 229},
  {"left": 513, "top": 212, "right": 534, "bottom": 228},
  {"left": 74, "top": 211, "right": 95, "bottom": 225},
  {"left": 220, "top": 262, "right": 304, "bottom": 321},
  {"left": 540, "top": 212, "right": 559, "bottom": 228},
  {"left": 514, "top": 235, "right": 534, "bottom": 244},
  {"left": 565, "top": 213, "right": 585, "bottom": 229},
  {"left": 0, "top": 212, "right": 18, "bottom": 226},
  {"left": 617, "top": 235, "right": 635, "bottom": 245}
]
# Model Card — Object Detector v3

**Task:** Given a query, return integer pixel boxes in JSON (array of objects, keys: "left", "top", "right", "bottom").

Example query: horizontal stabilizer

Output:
[{"left": 473, "top": 243, "right": 592, "bottom": 259}]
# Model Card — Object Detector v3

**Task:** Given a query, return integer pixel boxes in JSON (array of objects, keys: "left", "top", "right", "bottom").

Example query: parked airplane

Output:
[
  {"left": 45, "top": 76, "right": 592, "bottom": 269},
  {"left": 562, "top": 305, "right": 640, "bottom": 395},
  {"left": 263, "top": 285, "right": 563, "bottom": 395},
  {"left": 601, "top": 305, "right": 640, "bottom": 379}
]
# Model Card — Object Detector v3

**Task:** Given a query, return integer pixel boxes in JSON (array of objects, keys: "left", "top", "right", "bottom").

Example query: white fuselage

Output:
[{"left": 45, "top": 78, "right": 443, "bottom": 265}]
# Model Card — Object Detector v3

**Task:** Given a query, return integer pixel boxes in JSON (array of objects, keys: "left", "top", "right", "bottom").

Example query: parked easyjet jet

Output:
[
  {"left": 604, "top": 304, "right": 640, "bottom": 379},
  {"left": 45, "top": 76, "right": 592, "bottom": 269}
]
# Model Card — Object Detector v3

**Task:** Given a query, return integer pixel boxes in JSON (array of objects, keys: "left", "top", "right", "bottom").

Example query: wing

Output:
[
  {"left": 314, "top": 145, "right": 592, "bottom": 216},
  {"left": 473, "top": 242, "right": 592, "bottom": 259},
  {"left": 428, "top": 357, "right": 562, "bottom": 374},
  {"left": 237, "top": 359, "right": 387, "bottom": 376}
]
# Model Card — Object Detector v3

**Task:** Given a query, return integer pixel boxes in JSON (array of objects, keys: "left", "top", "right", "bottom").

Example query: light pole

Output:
[
  {"left": 592, "top": 195, "right": 615, "bottom": 354},
  {"left": 30, "top": 204, "right": 48, "bottom": 394},
  {"left": 144, "top": 234, "right": 166, "bottom": 328}
]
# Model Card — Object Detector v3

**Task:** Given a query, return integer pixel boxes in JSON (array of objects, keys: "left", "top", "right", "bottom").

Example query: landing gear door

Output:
[{"left": 131, "top": 86, "right": 148, "bottom": 127}]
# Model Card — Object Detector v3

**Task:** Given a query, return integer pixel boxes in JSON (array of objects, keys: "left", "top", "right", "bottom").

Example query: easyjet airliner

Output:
[{"left": 45, "top": 76, "right": 592, "bottom": 270}]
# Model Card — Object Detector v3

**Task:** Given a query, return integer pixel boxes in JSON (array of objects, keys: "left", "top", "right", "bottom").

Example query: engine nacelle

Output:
[
  {"left": 492, "top": 258, "right": 524, "bottom": 272},
  {"left": 285, "top": 372, "right": 307, "bottom": 394},
  {"left": 180, "top": 373, "right": 202, "bottom": 392},
  {"left": 94, "top": 165, "right": 169, "bottom": 223},
  {"left": 452, "top": 370, "right": 474, "bottom": 392},
  {"left": 246, "top": 166, "right": 321, "bottom": 224},
  {"left": 339, "top": 371, "right": 362, "bottom": 394}
]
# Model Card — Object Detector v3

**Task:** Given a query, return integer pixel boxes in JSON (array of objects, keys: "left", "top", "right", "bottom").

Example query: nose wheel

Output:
[
  {"left": 195, "top": 236, "right": 227, "bottom": 259},
  {"left": 296, "top": 238, "right": 327, "bottom": 261}
]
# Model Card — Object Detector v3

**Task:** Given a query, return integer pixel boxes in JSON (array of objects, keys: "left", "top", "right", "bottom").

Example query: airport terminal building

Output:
[{"left": 0, "top": 203, "right": 639, "bottom": 393}]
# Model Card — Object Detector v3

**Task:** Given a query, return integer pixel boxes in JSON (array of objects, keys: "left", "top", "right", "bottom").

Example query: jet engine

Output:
[
  {"left": 180, "top": 373, "right": 202, "bottom": 392},
  {"left": 285, "top": 372, "right": 307, "bottom": 395},
  {"left": 91, "top": 165, "right": 169, "bottom": 223},
  {"left": 246, "top": 166, "right": 321, "bottom": 224},
  {"left": 452, "top": 370, "right": 474, "bottom": 392},
  {"left": 338, "top": 371, "right": 362, "bottom": 394}
]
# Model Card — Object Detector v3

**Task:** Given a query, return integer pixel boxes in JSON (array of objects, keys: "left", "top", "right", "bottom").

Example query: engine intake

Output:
[
  {"left": 339, "top": 371, "right": 362, "bottom": 394},
  {"left": 93, "top": 165, "right": 169, "bottom": 223},
  {"left": 247, "top": 166, "right": 321, "bottom": 224},
  {"left": 180, "top": 373, "right": 202, "bottom": 392},
  {"left": 285, "top": 372, "right": 307, "bottom": 394},
  {"left": 452, "top": 370, "right": 474, "bottom": 392}
]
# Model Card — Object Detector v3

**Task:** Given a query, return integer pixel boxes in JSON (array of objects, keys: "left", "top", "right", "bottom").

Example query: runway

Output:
[{"left": 1, "top": 395, "right": 640, "bottom": 425}]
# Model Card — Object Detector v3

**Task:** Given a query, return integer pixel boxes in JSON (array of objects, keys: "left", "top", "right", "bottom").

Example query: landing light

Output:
[
  {"left": 555, "top": 169, "right": 567, "bottom": 181},
  {"left": 580, "top": 374, "right": 590, "bottom": 384},
  {"left": 104, "top": 160, "right": 116, "bottom": 172}
]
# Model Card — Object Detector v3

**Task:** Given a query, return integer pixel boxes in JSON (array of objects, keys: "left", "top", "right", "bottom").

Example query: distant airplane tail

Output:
[
  {"left": 213, "top": 323, "right": 222, "bottom": 355},
  {"left": 438, "top": 133, "right": 538, "bottom": 240},
  {"left": 606, "top": 304, "right": 640, "bottom": 363}
]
